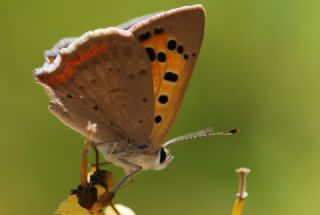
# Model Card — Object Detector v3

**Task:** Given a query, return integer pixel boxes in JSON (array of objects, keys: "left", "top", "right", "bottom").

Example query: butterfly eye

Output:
[{"left": 159, "top": 147, "right": 167, "bottom": 164}]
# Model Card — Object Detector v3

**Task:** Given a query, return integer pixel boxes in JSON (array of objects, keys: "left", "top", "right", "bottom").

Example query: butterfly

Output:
[{"left": 34, "top": 4, "right": 238, "bottom": 192}]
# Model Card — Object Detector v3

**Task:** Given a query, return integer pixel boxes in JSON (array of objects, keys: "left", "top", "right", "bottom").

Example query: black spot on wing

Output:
[
  {"left": 164, "top": 72, "right": 179, "bottom": 82},
  {"left": 158, "top": 95, "right": 168, "bottom": 104},
  {"left": 139, "top": 31, "right": 151, "bottom": 41},
  {"left": 142, "top": 97, "right": 148, "bottom": 103},
  {"left": 145, "top": 47, "right": 156, "bottom": 62},
  {"left": 155, "top": 115, "right": 162, "bottom": 124},
  {"left": 139, "top": 69, "right": 147, "bottom": 75},
  {"left": 128, "top": 73, "right": 135, "bottom": 80},
  {"left": 168, "top": 40, "right": 177, "bottom": 50},
  {"left": 154, "top": 28, "right": 164, "bottom": 35},
  {"left": 157, "top": 52, "right": 166, "bottom": 62},
  {"left": 177, "top": 45, "right": 184, "bottom": 54}
]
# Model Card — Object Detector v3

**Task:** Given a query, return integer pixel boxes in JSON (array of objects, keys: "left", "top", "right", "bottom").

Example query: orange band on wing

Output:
[{"left": 45, "top": 44, "right": 108, "bottom": 86}]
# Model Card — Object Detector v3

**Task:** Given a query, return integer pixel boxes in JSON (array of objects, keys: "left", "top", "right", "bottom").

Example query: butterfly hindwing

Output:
[
  {"left": 129, "top": 5, "right": 205, "bottom": 153},
  {"left": 34, "top": 28, "right": 155, "bottom": 145}
]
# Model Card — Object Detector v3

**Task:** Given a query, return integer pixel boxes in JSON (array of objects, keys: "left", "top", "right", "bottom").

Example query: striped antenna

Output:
[{"left": 164, "top": 128, "right": 239, "bottom": 147}]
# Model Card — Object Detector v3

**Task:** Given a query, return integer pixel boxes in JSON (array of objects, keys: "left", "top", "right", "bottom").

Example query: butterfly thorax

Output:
[{"left": 95, "top": 141, "right": 159, "bottom": 173}]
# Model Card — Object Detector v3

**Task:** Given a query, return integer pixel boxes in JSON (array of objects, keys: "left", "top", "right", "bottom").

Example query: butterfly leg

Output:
[
  {"left": 90, "top": 161, "right": 112, "bottom": 168},
  {"left": 93, "top": 141, "right": 120, "bottom": 154},
  {"left": 90, "top": 145, "right": 112, "bottom": 168},
  {"left": 112, "top": 159, "right": 142, "bottom": 193},
  {"left": 108, "top": 142, "right": 120, "bottom": 154},
  {"left": 117, "top": 177, "right": 134, "bottom": 192}
]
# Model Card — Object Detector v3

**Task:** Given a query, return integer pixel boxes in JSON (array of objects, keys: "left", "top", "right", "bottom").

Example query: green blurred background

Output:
[{"left": 1, "top": 0, "right": 320, "bottom": 214}]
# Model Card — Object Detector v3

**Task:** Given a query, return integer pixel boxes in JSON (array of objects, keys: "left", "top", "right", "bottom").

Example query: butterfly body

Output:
[
  {"left": 34, "top": 5, "right": 205, "bottom": 179},
  {"left": 96, "top": 141, "right": 170, "bottom": 173}
]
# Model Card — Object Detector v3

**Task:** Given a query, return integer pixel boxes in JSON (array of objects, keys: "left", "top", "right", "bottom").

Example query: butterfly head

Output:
[{"left": 151, "top": 147, "right": 174, "bottom": 170}]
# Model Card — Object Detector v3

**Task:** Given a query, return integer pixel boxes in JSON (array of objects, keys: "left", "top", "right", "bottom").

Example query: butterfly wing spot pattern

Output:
[
  {"left": 131, "top": 7, "right": 205, "bottom": 152},
  {"left": 142, "top": 33, "right": 186, "bottom": 124}
]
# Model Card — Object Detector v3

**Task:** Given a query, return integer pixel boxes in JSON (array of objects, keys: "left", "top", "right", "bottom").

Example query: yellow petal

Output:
[{"left": 55, "top": 194, "right": 91, "bottom": 215}]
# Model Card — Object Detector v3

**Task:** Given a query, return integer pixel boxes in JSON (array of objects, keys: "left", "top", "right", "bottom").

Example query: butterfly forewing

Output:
[
  {"left": 129, "top": 5, "right": 205, "bottom": 153},
  {"left": 34, "top": 28, "right": 155, "bottom": 145}
]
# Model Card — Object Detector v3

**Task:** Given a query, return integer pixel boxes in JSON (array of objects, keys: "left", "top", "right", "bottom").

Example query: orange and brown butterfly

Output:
[{"left": 34, "top": 4, "right": 238, "bottom": 193}]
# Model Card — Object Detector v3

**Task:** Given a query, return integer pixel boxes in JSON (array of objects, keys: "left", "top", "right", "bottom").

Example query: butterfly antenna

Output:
[{"left": 164, "top": 128, "right": 239, "bottom": 147}]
